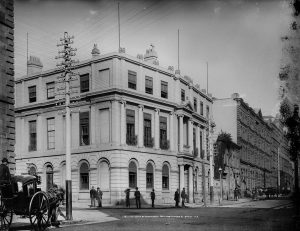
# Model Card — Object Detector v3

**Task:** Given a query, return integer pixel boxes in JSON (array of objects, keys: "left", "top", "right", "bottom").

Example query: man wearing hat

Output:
[
  {"left": 0, "top": 158, "right": 11, "bottom": 184},
  {"left": 134, "top": 187, "right": 141, "bottom": 208}
]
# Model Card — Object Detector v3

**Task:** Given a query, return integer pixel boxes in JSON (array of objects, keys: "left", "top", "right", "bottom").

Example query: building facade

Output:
[
  {"left": 15, "top": 45, "right": 213, "bottom": 205},
  {"left": 213, "top": 93, "right": 276, "bottom": 195},
  {"left": 267, "top": 117, "right": 294, "bottom": 193},
  {"left": 0, "top": 0, "right": 14, "bottom": 172}
]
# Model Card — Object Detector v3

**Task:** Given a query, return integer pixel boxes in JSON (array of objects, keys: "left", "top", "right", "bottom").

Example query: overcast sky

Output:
[{"left": 14, "top": 0, "right": 292, "bottom": 116}]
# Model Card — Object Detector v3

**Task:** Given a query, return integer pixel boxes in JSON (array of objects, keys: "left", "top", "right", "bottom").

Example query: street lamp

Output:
[{"left": 219, "top": 167, "right": 222, "bottom": 205}]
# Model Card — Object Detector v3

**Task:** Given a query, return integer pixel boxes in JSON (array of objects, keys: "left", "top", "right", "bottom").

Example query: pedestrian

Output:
[
  {"left": 124, "top": 188, "right": 130, "bottom": 208},
  {"left": 90, "top": 186, "right": 97, "bottom": 207},
  {"left": 174, "top": 188, "right": 180, "bottom": 207},
  {"left": 150, "top": 189, "right": 155, "bottom": 208},
  {"left": 134, "top": 187, "right": 141, "bottom": 208},
  {"left": 0, "top": 158, "right": 11, "bottom": 185},
  {"left": 234, "top": 188, "right": 238, "bottom": 201},
  {"left": 97, "top": 187, "right": 103, "bottom": 207},
  {"left": 181, "top": 188, "right": 186, "bottom": 208}
]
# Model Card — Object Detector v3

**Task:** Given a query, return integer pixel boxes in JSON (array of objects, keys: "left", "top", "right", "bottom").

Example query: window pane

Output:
[
  {"left": 47, "top": 118, "right": 55, "bottom": 149},
  {"left": 80, "top": 112, "right": 90, "bottom": 145},
  {"left": 128, "top": 71, "right": 137, "bottom": 90},
  {"left": 80, "top": 163, "right": 89, "bottom": 190},
  {"left": 47, "top": 82, "right": 55, "bottom": 99},
  {"left": 145, "top": 76, "right": 153, "bottom": 94},
  {"left": 29, "top": 120, "right": 37, "bottom": 151},
  {"left": 161, "top": 81, "right": 168, "bottom": 98},
  {"left": 80, "top": 74, "right": 89, "bottom": 93},
  {"left": 29, "top": 86, "right": 36, "bottom": 103}
]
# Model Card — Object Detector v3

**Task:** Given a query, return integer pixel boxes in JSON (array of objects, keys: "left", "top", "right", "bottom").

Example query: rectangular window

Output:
[
  {"left": 80, "top": 74, "right": 90, "bottom": 93},
  {"left": 28, "top": 86, "right": 36, "bottom": 103},
  {"left": 200, "top": 131, "right": 203, "bottom": 158},
  {"left": 181, "top": 89, "right": 185, "bottom": 102},
  {"left": 46, "top": 82, "right": 55, "bottom": 99},
  {"left": 146, "top": 173, "right": 153, "bottom": 188},
  {"left": 206, "top": 105, "right": 210, "bottom": 119},
  {"left": 47, "top": 118, "right": 55, "bottom": 149},
  {"left": 161, "top": 81, "right": 168, "bottom": 99},
  {"left": 160, "top": 116, "right": 168, "bottom": 149},
  {"left": 126, "top": 109, "right": 136, "bottom": 145},
  {"left": 144, "top": 113, "right": 152, "bottom": 147},
  {"left": 129, "top": 172, "right": 137, "bottom": 188},
  {"left": 128, "top": 70, "right": 137, "bottom": 90},
  {"left": 193, "top": 127, "right": 196, "bottom": 155},
  {"left": 29, "top": 120, "right": 37, "bottom": 151},
  {"left": 200, "top": 102, "right": 204, "bottom": 115},
  {"left": 145, "top": 76, "right": 153, "bottom": 94},
  {"left": 194, "top": 98, "right": 197, "bottom": 112},
  {"left": 80, "top": 111, "right": 90, "bottom": 146}
]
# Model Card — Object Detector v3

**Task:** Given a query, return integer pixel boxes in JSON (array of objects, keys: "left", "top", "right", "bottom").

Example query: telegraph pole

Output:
[
  {"left": 209, "top": 118, "right": 215, "bottom": 204},
  {"left": 56, "top": 32, "right": 78, "bottom": 220}
]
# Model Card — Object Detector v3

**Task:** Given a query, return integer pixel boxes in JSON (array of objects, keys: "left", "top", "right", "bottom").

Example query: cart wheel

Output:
[
  {"left": 29, "top": 192, "right": 50, "bottom": 231},
  {"left": 0, "top": 201, "right": 13, "bottom": 231}
]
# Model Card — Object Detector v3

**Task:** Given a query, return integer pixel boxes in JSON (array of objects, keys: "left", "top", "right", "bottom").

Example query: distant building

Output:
[
  {"left": 265, "top": 116, "right": 294, "bottom": 193},
  {"left": 212, "top": 93, "right": 281, "bottom": 195},
  {"left": 0, "top": 0, "right": 15, "bottom": 172},
  {"left": 14, "top": 45, "right": 213, "bottom": 205}
]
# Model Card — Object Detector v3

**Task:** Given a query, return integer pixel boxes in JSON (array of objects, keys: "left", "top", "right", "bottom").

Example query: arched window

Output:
[
  {"left": 46, "top": 165, "right": 53, "bottom": 191},
  {"left": 129, "top": 161, "right": 137, "bottom": 188},
  {"left": 146, "top": 163, "right": 154, "bottom": 189},
  {"left": 162, "top": 164, "right": 169, "bottom": 190},
  {"left": 98, "top": 161, "right": 110, "bottom": 190},
  {"left": 80, "top": 162, "right": 89, "bottom": 190}
]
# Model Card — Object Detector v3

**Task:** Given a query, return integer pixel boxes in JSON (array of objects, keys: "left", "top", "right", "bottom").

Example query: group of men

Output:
[
  {"left": 90, "top": 186, "right": 103, "bottom": 207},
  {"left": 174, "top": 188, "right": 187, "bottom": 208}
]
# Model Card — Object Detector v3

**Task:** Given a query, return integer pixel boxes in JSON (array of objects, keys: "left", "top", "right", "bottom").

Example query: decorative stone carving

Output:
[
  {"left": 137, "top": 54, "right": 144, "bottom": 60},
  {"left": 91, "top": 44, "right": 100, "bottom": 57}
]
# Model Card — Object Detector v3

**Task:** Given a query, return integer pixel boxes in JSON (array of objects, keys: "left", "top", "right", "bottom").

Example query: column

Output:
[
  {"left": 111, "top": 100, "right": 120, "bottom": 145},
  {"left": 178, "top": 115, "right": 183, "bottom": 152},
  {"left": 154, "top": 108, "right": 160, "bottom": 149},
  {"left": 189, "top": 166, "right": 193, "bottom": 203},
  {"left": 138, "top": 105, "right": 144, "bottom": 147},
  {"left": 188, "top": 119, "right": 193, "bottom": 153},
  {"left": 180, "top": 165, "right": 184, "bottom": 192},
  {"left": 196, "top": 125, "right": 200, "bottom": 158},
  {"left": 120, "top": 100, "right": 126, "bottom": 145},
  {"left": 169, "top": 111, "right": 174, "bottom": 151}
]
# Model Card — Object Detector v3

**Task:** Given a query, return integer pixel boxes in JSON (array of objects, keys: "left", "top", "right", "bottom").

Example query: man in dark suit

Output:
[
  {"left": 134, "top": 187, "right": 141, "bottom": 208},
  {"left": 0, "top": 158, "right": 11, "bottom": 185}
]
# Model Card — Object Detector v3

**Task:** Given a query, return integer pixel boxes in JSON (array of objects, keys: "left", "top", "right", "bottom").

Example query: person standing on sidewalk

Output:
[
  {"left": 134, "top": 187, "right": 141, "bottom": 208},
  {"left": 181, "top": 188, "right": 186, "bottom": 208},
  {"left": 90, "top": 186, "right": 97, "bottom": 207},
  {"left": 174, "top": 188, "right": 180, "bottom": 207},
  {"left": 150, "top": 189, "right": 155, "bottom": 208},
  {"left": 124, "top": 188, "right": 130, "bottom": 208},
  {"left": 97, "top": 187, "right": 103, "bottom": 207}
]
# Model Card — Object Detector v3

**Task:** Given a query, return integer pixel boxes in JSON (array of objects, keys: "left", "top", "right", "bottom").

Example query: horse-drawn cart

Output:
[{"left": 0, "top": 175, "right": 60, "bottom": 231}]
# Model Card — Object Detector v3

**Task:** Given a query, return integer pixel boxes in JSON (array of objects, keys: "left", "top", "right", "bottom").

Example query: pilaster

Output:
[
  {"left": 154, "top": 108, "right": 160, "bottom": 149},
  {"left": 138, "top": 105, "right": 144, "bottom": 147}
]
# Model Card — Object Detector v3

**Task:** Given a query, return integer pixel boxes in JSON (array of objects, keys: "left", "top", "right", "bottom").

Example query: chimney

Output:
[
  {"left": 144, "top": 44, "right": 159, "bottom": 65},
  {"left": 27, "top": 56, "right": 43, "bottom": 75},
  {"left": 91, "top": 44, "right": 100, "bottom": 58}
]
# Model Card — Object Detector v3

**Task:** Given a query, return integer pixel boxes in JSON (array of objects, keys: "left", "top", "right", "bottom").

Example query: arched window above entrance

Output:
[{"left": 129, "top": 161, "right": 137, "bottom": 188}]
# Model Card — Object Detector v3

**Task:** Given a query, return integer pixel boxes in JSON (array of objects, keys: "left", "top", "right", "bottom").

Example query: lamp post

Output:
[{"left": 219, "top": 167, "right": 222, "bottom": 205}]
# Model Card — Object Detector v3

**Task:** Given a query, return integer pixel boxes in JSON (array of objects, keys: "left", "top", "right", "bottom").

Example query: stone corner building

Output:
[
  {"left": 0, "top": 0, "right": 15, "bottom": 172},
  {"left": 15, "top": 45, "right": 213, "bottom": 205}
]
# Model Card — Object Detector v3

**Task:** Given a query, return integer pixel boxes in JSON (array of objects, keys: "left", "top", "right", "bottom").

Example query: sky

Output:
[{"left": 14, "top": 0, "right": 293, "bottom": 116}]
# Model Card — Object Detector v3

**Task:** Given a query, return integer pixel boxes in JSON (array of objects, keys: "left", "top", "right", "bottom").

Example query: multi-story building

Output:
[
  {"left": 14, "top": 45, "right": 213, "bottom": 205},
  {"left": 266, "top": 116, "right": 294, "bottom": 193},
  {"left": 213, "top": 93, "right": 274, "bottom": 195},
  {"left": 0, "top": 0, "right": 14, "bottom": 172}
]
